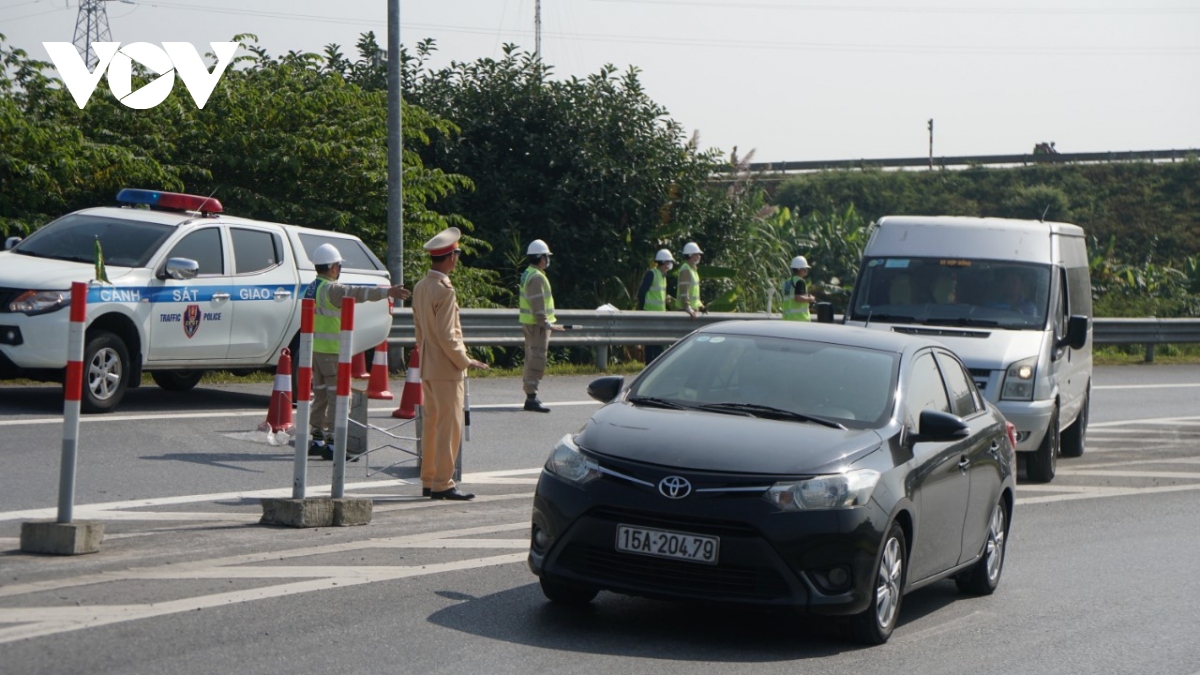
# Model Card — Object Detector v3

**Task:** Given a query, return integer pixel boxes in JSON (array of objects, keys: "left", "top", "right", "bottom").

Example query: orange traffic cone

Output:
[
  {"left": 366, "top": 341, "right": 394, "bottom": 400},
  {"left": 392, "top": 344, "right": 422, "bottom": 419},
  {"left": 259, "top": 347, "right": 295, "bottom": 433},
  {"left": 351, "top": 351, "right": 370, "bottom": 379}
]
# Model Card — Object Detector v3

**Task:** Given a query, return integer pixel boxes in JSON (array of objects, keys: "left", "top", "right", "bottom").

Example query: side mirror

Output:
[
  {"left": 587, "top": 375, "right": 624, "bottom": 404},
  {"left": 910, "top": 409, "right": 970, "bottom": 443},
  {"left": 1061, "top": 314, "right": 1089, "bottom": 350},
  {"left": 4, "top": 236, "right": 21, "bottom": 250},
  {"left": 815, "top": 302, "right": 834, "bottom": 323},
  {"left": 161, "top": 257, "right": 199, "bottom": 281}
]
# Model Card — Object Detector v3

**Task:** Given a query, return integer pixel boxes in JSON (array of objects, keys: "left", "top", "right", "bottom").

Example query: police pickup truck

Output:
[{"left": 0, "top": 189, "right": 394, "bottom": 412}]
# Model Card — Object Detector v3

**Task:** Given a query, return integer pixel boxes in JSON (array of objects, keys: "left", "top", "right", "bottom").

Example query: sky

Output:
[{"left": 2, "top": 0, "right": 1199, "bottom": 163}]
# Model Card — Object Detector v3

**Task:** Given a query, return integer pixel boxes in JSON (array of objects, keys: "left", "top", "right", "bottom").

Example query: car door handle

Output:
[
  {"left": 212, "top": 292, "right": 230, "bottom": 301},
  {"left": 989, "top": 441, "right": 1001, "bottom": 458},
  {"left": 958, "top": 456, "right": 971, "bottom": 472},
  {"left": 273, "top": 288, "right": 292, "bottom": 300}
]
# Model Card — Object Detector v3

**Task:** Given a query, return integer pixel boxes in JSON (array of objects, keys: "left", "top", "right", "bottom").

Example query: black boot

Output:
[{"left": 524, "top": 393, "right": 550, "bottom": 413}]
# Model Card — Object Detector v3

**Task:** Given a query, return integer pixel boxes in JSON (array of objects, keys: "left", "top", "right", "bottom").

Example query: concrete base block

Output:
[
  {"left": 20, "top": 520, "right": 104, "bottom": 555},
  {"left": 332, "top": 498, "right": 373, "bottom": 526},
  {"left": 260, "top": 498, "right": 334, "bottom": 528}
]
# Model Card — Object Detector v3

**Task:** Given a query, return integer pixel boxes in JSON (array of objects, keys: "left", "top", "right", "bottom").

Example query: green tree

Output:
[{"left": 400, "top": 41, "right": 729, "bottom": 310}]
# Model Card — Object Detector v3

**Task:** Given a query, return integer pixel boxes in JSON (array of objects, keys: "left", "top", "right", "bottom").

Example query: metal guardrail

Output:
[
  {"left": 739, "top": 148, "right": 1200, "bottom": 174},
  {"left": 389, "top": 310, "right": 1200, "bottom": 364}
]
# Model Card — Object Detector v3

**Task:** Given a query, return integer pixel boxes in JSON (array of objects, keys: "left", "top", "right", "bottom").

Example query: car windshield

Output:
[
  {"left": 849, "top": 257, "right": 1051, "bottom": 330},
  {"left": 630, "top": 332, "right": 898, "bottom": 428},
  {"left": 12, "top": 214, "right": 175, "bottom": 267}
]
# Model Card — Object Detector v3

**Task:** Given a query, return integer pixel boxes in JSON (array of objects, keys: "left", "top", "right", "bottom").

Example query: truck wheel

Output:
[
  {"left": 1026, "top": 404, "right": 1059, "bottom": 483},
  {"left": 151, "top": 370, "right": 205, "bottom": 391},
  {"left": 80, "top": 330, "right": 130, "bottom": 414},
  {"left": 1060, "top": 386, "right": 1089, "bottom": 458}
]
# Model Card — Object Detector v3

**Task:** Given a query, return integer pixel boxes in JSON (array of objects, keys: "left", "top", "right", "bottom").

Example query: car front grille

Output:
[{"left": 556, "top": 542, "right": 791, "bottom": 600}]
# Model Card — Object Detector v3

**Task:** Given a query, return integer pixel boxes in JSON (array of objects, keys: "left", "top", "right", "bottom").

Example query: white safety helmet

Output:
[
  {"left": 312, "top": 243, "right": 343, "bottom": 266},
  {"left": 654, "top": 249, "right": 675, "bottom": 263},
  {"left": 790, "top": 255, "right": 809, "bottom": 270},
  {"left": 526, "top": 239, "right": 552, "bottom": 256},
  {"left": 682, "top": 242, "right": 703, "bottom": 256}
]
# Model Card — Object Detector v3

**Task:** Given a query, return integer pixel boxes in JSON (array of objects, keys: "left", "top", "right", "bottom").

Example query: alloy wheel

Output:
[
  {"left": 875, "top": 535, "right": 903, "bottom": 629},
  {"left": 88, "top": 346, "right": 123, "bottom": 401}
]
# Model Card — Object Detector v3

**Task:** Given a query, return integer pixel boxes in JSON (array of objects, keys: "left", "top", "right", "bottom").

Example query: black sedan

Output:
[{"left": 528, "top": 321, "right": 1016, "bottom": 644}]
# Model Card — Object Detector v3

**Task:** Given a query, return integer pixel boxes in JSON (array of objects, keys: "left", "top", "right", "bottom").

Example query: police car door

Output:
[
  {"left": 225, "top": 226, "right": 299, "bottom": 361},
  {"left": 147, "top": 225, "right": 234, "bottom": 361}
]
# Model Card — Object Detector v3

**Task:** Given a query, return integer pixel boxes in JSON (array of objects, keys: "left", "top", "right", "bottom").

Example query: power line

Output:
[{"left": 589, "top": 0, "right": 1200, "bottom": 15}]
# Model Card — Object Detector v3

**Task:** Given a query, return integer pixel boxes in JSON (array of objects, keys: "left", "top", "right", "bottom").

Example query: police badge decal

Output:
[{"left": 183, "top": 304, "right": 201, "bottom": 338}]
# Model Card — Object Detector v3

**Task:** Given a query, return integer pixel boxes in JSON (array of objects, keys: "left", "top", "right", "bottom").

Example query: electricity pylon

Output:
[{"left": 72, "top": 0, "right": 133, "bottom": 68}]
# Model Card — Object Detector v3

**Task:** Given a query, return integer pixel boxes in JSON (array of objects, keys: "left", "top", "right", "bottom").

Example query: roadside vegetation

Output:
[{"left": 2, "top": 32, "right": 1197, "bottom": 371}]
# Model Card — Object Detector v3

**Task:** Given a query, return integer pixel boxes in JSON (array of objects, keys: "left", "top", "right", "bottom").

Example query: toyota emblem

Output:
[{"left": 658, "top": 475, "right": 692, "bottom": 499}]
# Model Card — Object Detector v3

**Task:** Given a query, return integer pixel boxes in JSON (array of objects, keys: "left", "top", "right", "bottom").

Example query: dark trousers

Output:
[{"left": 644, "top": 344, "right": 663, "bottom": 365}]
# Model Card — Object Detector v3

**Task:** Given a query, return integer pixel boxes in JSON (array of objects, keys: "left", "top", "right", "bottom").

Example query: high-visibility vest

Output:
[
  {"left": 781, "top": 275, "right": 811, "bottom": 321},
  {"left": 519, "top": 267, "right": 556, "bottom": 325},
  {"left": 304, "top": 277, "right": 341, "bottom": 353},
  {"left": 679, "top": 263, "right": 701, "bottom": 310},
  {"left": 644, "top": 268, "right": 667, "bottom": 311}
]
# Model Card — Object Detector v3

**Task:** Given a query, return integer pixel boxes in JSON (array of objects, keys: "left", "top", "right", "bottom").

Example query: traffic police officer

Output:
[
  {"left": 519, "top": 239, "right": 563, "bottom": 412},
  {"left": 636, "top": 248, "right": 674, "bottom": 363},
  {"left": 411, "top": 227, "right": 488, "bottom": 500},
  {"left": 781, "top": 255, "right": 816, "bottom": 321},
  {"left": 305, "top": 243, "right": 409, "bottom": 459},
  {"left": 677, "top": 242, "right": 706, "bottom": 319}
]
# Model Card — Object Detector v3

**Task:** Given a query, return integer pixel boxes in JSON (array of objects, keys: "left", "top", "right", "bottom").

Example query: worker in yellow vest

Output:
[
  {"left": 304, "top": 243, "right": 409, "bottom": 459},
  {"left": 781, "top": 255, "right": 817, "bottom": 321},
  {"left": 637, "top": 248, "right": 674, "bottom": 363},
  {"left": 677, "top": 242, "right": 706, "bottom": 319},
  {"left": 519, "top": 239, "right": 564, "bottom": 412}
]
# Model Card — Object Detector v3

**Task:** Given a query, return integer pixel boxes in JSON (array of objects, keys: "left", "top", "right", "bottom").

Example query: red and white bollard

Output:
[
  {"left": 331, "top": 298, "right": 354, "bottom": 498},
  {"left": 292, "top": 298, "right": 315, "bottom": 499},
  {"left": 58, "top": 281, "right": 88, "bottom": 523}
]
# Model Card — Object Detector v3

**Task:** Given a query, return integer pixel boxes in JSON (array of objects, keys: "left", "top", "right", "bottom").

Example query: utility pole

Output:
[
  {"left": 927, "top": 118, "right": 934, "bottom": 169},
  {"left": 72, "top": 0, "right": 131, "bottom": 68},
  {"left": 535, "top": 0, "right": 542, "bottom": 59},
  {"left": 386, "top": 0, "right": 404, "bottom": 293}
]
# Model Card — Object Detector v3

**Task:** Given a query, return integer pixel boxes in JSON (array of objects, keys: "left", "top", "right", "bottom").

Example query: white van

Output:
[{"left": 845, "top": 216, "right": 1091, "bottom": 483}]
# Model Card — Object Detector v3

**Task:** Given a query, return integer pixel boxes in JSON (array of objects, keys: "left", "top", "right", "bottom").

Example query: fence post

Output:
[{"left": 595, "top": 344, "right": 609, "bottom": 371}]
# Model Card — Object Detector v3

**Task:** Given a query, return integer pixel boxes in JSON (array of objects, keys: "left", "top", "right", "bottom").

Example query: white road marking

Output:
[
  {"left": 0, "top": 401, "right": 601, "bottom": 427},
  {"left": 1090, "top": 416, "right": 1200, "bottom": 428},
  {"left": 0, "top": 552, "right": 526, "bottom": 644},
  {"left": 1093, "top": 383, "right": 1200, "bottom": 390}
]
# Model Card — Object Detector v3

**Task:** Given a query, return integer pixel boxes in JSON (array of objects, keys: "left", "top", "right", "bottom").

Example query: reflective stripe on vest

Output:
[
  {"left": 644, "top": 268, "right": 666, "bottom": 311},
  {"left": 781, "top": 276, "right": 811, "bottom": 321},
  {"left": 304, "top": 277, "right": 341, "bottom": 353},
  {"left": 519, "top": 267, "right": 556, "bottom": 325},
  {"left": 679, "top": 263, "right": 701, "bottom": 310}
]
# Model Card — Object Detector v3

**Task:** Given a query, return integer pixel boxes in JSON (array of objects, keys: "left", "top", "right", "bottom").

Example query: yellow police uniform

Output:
[{"left": 411, "top": 228, "right": 472, "bottom": 493}]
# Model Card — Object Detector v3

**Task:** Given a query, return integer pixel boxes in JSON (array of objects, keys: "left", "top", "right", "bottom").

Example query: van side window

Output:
[{"left": 1054, "top": 267, "right": 1069, "bottom": 337}]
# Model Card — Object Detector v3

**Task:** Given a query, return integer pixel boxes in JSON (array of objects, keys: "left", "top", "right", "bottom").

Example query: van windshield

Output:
[{"left": 850, "top": 258, "right": 1051, "bottom": 330}]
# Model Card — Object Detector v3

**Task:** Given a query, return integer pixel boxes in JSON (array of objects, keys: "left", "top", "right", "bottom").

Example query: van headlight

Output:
[
  {"left": 765, "top": 469, "right": 880, "bottom": 511},
  {"left": 9, "top": 290, "right": 70, "bottom": 316},
  {"left": 1001, "top": 356, "right": 1038, "bottom": 401},
  {"left": 544, "top": 435, "right": 601, "bottom": 485}
]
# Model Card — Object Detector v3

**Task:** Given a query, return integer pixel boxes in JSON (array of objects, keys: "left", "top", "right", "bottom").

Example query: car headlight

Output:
[
  {"left": 9, "top": 290, "right": 70, "bottom": 316},
  {"left": 544, "top": 434, "right": 601, "bottom": 486},
  {"left": 765, "top": 469, "right": 880, "bottom": 511},
  {"left": 1001, "top": 356, "right": 1037, "bottom": 401}
]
